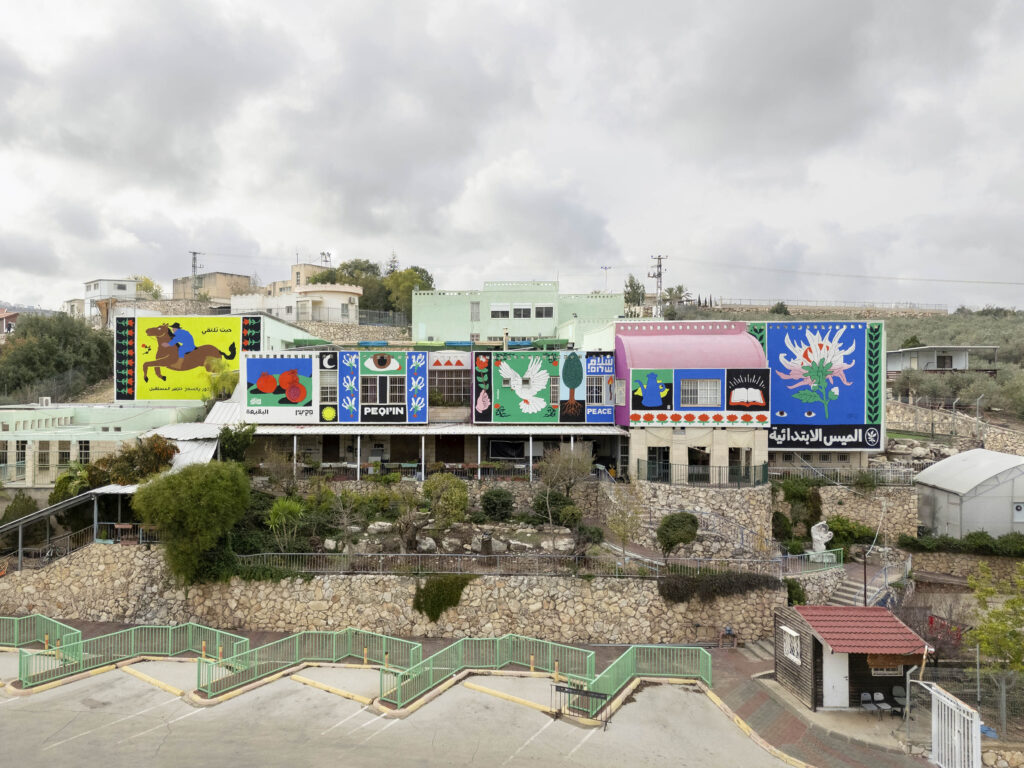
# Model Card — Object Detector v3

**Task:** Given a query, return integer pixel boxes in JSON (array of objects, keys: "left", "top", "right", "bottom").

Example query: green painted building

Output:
[{"left": 411, "top": 281, "right": 623, "bottom": 344}]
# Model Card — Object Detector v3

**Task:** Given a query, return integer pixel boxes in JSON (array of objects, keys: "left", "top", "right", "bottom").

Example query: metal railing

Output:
[
  {"left": 197, "top": 628, "right": 422, "bottom": 697},
  {"left": 1, "top": 523, "right": 159, "bottom": 574},
  {"left": 767, "top": 465, "right": 916, "bottom": 486},
  {"left": 299, "top": 463, "right": 537, "bottom": 482},
  {"left": 779, "top": 549, "right": 845, "bottom": 575},
  {"left": 236, "top": 551, "right": 792, "bottom": 579},
  {"left": 717, "top": 298, "right": 947, "bottom": 311},
  {"left": 0, "top": 614, "right": 81, "bottom": 649},
  {"left": 637, "top": 460, "right": 769, "bottom": 488},
  {"left": 359, "top": 308, "right": 408, "bottom": 327},
  {"left": 866, "top": 555, "right": 912, "bottom": 606},
  {"left": 17, "top": 623, "right": 249, "bottom": 688}
]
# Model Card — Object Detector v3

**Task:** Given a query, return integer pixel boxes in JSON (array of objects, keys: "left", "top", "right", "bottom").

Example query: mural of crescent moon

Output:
[{"left": 322, "top": 353, "right": 337, "bottom": 369}]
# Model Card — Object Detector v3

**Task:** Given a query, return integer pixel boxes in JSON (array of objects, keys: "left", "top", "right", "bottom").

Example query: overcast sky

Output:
[{"left": 2, "top": 1, "right": 1023, "bottom": 311}]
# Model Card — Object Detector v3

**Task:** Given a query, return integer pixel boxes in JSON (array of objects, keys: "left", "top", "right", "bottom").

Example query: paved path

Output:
[{"left": 710, "top": 649, "right": 927, "bottom": 768}]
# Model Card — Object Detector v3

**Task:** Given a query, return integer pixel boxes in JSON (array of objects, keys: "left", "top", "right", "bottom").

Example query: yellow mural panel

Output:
[{"left": 134, "top": 317, "right": 241, "bottom": 400}]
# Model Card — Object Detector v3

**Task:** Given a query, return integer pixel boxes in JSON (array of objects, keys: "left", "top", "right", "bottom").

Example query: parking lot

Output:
[{"left": 0, "top": 664, "right": 789, "bottom": 767}]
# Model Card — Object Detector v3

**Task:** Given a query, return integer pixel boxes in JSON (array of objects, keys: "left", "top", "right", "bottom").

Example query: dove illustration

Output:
[{"left": 498, "top": 357, "right": 550, "bottom": 414}]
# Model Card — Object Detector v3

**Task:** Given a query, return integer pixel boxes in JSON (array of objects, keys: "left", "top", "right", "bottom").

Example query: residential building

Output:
[
  {"left": 265, "top": 263, "right": 331, "bottom": 297},
  {"left": 411, "top": 281, "right": 624, "bottom": 344},
  {"left": 172, "top": 272, "right": 255, "bottom": 304},
  {"left": 231, "top": 283, "right": 362, "bottom": 324},
  {"left": 83, "top": 278, "right": 137, "bottom": 319},
  {"left": 0, "top": 309, "right": 18, "bottom": 334},
  {"left": 886, "top": 345, "right": 998, "bottom": 379}
]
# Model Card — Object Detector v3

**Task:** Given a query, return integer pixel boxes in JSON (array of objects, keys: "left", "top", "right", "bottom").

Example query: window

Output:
[
  {"left": 679, "top": 379, "right": 720, "bottom": 407},
  {"left": 837, "top": 453, "right": 850, "bottom": 463},
  {"left": 78, "top": 440, "right": 90, "bottom": 463},
  {"left": 428, "top": 369, "right": 472, "bottom": 406},
  {"left": 490, "top": 303, "right": 510, "bottom": 319},
  {"left": 470, "top": 302, "right": 480, "bottom": 322},
  {"left": 819, "top": 453, "right": 831, "bottom": 463},
  {"left": 936, "top": 354, "right": 953, "bottom": 369},
  {"left": 285, "top": 306, "right": 293, "bottom": 314},
  {"left": 535, "top": 305, "right": 553, "bottom": 319},
  {"left": 115, "top": 283, "right": 126, "bottom": 291},
  {"left": 801, "top": 454, "right": 812, "bottom": 462},
  {"left": 782, "top": 453, "right": 794, "bottom": 463},
  {"left": 361, "top": 377, "right": 379, "bottom": 404},
  {"left": 15, "top": 440, "right": 26, "bottom": 464},
  {"left": 513, "top": 304, "right": 531, "bottom": 319},
  {"left": 871, "top": 666, "right": 903, "bottom": 677},
  {"left": 38, "top": 441, "right": 50, "bottom": 471},
  {"left": 781, "top": 626, "right": 801, "bottom": 665},
  {"left": 0, "top": 443, "right": 6, "bottom": 466},
  {"left": 470, "top": 333, "right": 480, "bottom": 342},
  {"left": 295, "top": 272, "right": 301, "bottom": 285},
  {"left": 320, "top": 370, "right": 338, "bottom": 403},
  {"left": 58, "top": 441, "right": 70, "bottom": 467},
  {"left": 388, "top": 376, "right": 405, "bottom": 404},
  {"left": 549, "top": 376, "right": 560, "bottom": 406},
  {"left": 587, "top": 376, "right": 607, "bottom": 404}
]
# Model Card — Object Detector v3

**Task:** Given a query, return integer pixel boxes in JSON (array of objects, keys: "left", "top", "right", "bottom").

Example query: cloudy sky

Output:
[{"left": 2, "top": 0, "right": 1023, "bottom": 311}]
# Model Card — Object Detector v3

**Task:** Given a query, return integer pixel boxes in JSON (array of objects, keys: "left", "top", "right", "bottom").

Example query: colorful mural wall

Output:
[
  {"left": 242, "top": 350, "right": 428, "bottom": 425},
  {"left": 472, "top": 350, "right": 614, "bottom": 424},
  {"left": 628, "top": 367, "right": 771, "bottom": 426},
  {"left": 755, "top": 321, "right": 884, "bottom": 450},
  {"left": 115, "top": 316, "right": 261, "bottom": 401}
]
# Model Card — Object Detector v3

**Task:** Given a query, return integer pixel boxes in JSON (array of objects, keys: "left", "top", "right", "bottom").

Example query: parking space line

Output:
[
  {"left": 320, "top": 705, "right": 370, "bottom": 736},
  {"left": 502, "top": 719, "right": 554, "bottom": 766},
  {"left": 41, "top": 696, "right": 178, "bottom": 750},
  {"left": 566, "top": 727, "right": 598, "bottom": 757},
  {"left": 362, "top": 717, "right": 399, "bottom": 743},
  {"left": 347, "top": 711, "right": 387, "bottom": 736},
  {"left": 117, "top": 709, "right": 202, "bottom": 744}
]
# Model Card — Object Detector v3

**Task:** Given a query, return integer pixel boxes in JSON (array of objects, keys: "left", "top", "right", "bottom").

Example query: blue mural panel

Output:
[
  {"left": 338, "top": 351, "right": 360, "bottom": 423},
  {"left": 406, "top": 352, "right": 428, "bottom": 423},
  {"left": 673, "top": 369, "right": 726, "bottom": 411}
]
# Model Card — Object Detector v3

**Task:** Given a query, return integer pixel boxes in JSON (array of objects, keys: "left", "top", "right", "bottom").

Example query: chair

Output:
[
  {"left": 892, "top": 685, "right": 907, "bottom": 715},
  {"left": 860, "top": 692, "right": 879, "bottom": 716},
  {"left": 873, "top": 692, "right": 892, "bottom": 717}
]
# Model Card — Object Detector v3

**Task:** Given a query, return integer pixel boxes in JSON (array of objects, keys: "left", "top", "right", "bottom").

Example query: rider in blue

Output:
[{"left": 165, "top": 322, "right": 196, "bottom": 359}]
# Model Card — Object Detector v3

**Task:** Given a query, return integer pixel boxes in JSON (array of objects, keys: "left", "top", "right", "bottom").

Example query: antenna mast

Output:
[
  {"left": 648, "top": 254, "right": 667, "bottom": 316},
  {"left": 189, "top": 251, "right": 204, "bottom": 299}
]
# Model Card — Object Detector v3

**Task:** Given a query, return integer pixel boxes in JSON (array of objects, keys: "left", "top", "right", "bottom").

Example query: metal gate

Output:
[{"left": 909, "top": 680, "right": 981, "bottom": 768}]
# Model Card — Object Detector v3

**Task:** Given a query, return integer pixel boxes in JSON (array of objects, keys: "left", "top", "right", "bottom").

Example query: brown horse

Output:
[{"left": 143, "top": 323, "right": 237, "bottom": 383}]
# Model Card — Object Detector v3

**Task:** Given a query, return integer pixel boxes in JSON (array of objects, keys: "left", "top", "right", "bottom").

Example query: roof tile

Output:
[{"left": 794, "top": 606, "right": 927, "bottom": 655}]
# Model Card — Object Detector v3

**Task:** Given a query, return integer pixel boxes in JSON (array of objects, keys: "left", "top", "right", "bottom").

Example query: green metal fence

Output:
[
  {"left": 17, "top": 623, "right": 249, "bottom": 688},
  {"left": 564, "top": 645, "right": 713, "bottom": 717},
  {"left": 196, "top": 628, "right": 423, "bottom": 698},
  {"left": 379, "top": 634, "right": 600, "bottom": 709},
  {"left": 0, "top": 614, "right": 81, "bottom": 650}
]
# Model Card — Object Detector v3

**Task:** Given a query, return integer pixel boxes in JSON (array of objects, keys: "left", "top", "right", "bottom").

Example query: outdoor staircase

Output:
[
  {"left": 828, "top": 576, "right": 868, "bottom": 606},
  {"left": 736, "top": 639, "right": 775, "bottom": 663}
]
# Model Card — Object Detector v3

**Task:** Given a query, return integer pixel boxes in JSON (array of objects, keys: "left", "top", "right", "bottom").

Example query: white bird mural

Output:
[{"left": 498, "top": 357, "right": 550, "bottom": 414}]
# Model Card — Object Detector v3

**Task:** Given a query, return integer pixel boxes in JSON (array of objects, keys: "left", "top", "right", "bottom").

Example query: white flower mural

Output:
[{"left": 776, "top": 326, "right": 856, "bottom": 419}]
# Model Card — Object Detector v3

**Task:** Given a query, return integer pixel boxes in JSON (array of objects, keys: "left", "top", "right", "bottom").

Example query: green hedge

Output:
[
  {"left": 413, "top": 575, "right": 477, "bottom": 622},
  {"left": 785, "top": 578, "right": 808, "bottom": 606},
  {"left": 898, "top": 531, "right": 1024, "bottom": 557},
  {"left": 657, "top": 572, "right": 782, "bottom": 603}
]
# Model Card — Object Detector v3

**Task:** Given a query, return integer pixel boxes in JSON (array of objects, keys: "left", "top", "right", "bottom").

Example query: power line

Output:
[{"left": 674, "top": 257, "right": 1024, "bottom": 287}]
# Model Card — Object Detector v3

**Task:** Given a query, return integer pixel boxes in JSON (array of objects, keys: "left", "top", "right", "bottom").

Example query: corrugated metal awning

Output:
[
  {"left": 144, "top": 422, "right": 223, "bottom": 440},
  {"left": 169, "top": 439, "right": 218, "bottom": 470}
]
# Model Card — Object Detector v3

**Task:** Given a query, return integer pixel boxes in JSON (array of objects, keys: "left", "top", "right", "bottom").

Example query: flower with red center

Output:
[
  {"left": 756, "top": 414, "right": 768, "bottom": 422},
  {"left": 476, "top": 355, "right": 489, "bottom": 370},
  {"left": 712, "top": 414, "right": 723, "bottom": 422},
  {"left": 684, "top": 413, "right": 696, "bottom": 422},
  {"left": 656, "top": 413, "right": 668, "bottom": 421},
  {"left": 643, "top": 413, "right": 654, "bottom": 421},
  {"left": 670, "top": 413, "right": 682, "bottom": 422},
  {"left": 698, "top": 414, "right": 710, "bottom": 422},
  {"left": 727, "top": 414, "right": 738, "bottom": 422},
  {"left": 630, "top": 413, "right": 641, "bottom": 421},
  {"left": 741, "top": 414, "right": 752, "bottom": 422}
]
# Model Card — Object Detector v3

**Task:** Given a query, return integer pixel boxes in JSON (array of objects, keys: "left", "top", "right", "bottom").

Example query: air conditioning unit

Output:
[
  {"left": 348, "top": 297, "right": 356, "bottom": 304},
  {"left": 39, "top": 397, "right": 51, "bottom": 407}
]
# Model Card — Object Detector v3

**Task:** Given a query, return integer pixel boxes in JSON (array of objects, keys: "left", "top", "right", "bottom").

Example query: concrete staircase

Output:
[
  {"left": 736, "top": 639, "right": 775, "bottom": 663},
  {"left": 828, "top": 576, "right": 868, "bottom": 606}
]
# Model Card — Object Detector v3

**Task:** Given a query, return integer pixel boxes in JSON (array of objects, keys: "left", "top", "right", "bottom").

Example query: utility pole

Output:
[
  {"left": 189, "top": 251, "right": 204, "bottom": 299},
  {"left": 648, "top": 255, "right": 667, "bottom": 316},
  {"left": 600, "top": 266, "right": 612, "bottom": 291}
]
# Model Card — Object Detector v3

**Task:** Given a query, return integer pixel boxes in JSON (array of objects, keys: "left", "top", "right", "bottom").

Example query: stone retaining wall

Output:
[
  {"left": 0, "top": 544, "right": 786, "bottom": 643},
  {"left": 818, "top": 486, "right": 919, "bottom": 542},
  {"left": 787, "top": 566, "right": 845, "bottom": 605},
  {"left": 636, "top": 482, "right": 773, "bottom": 543},
  {"left": 887, "top": 400, "right": 1024, "bottom": 455},
  {"left": 296, "top": 321, "right": 410, "bottom": 343},
  {"left": 911, "top": 552, "right": 1024, "bottom": 582},
  {"left": 982, "top": 747, "right": 1024, "bottom": 767}
]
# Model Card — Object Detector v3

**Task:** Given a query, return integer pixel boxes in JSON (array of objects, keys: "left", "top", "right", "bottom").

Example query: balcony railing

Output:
[
  {"left": 636, "top": 460, "right": 769, "bottom": 488},
  {"left": 767, "top": 465, "right": 916, "bottom": 486}
]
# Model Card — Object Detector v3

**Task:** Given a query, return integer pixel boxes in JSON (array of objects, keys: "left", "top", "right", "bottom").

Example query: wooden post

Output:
[
  {"left": 530, "top": 654, "right": 535, "bottom": 673},
  {"left": 218, "top": 646, "right": 223, "bottom": 660},
  {"left": 554, "top": 660, "right": 559, "bottom": 683},
  {"left": 364, "top": 646, "right": 368, "bottom": 665},
  {"left": 56, "top": 638, "right": 61, "bottom": 662},
  {"left": 202, "top": 640, "right": 206, "bottom": 659},
  {"left": 44, "top": 634, "right": 49, "bottom": 650},
  {"left": 385, "top": 651, "right": 389, "bottom": 670}
]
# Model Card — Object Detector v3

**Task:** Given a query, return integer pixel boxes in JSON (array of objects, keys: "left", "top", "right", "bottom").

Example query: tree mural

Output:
[{"left": 562, "top": 351, "right": 584, "bottom": 417}]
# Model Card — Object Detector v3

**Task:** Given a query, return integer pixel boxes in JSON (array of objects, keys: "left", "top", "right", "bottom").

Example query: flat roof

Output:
[
  {"left": 888, "top": 345, "right": 998, "bottom": 353},
  {"left": 914, "top": 448, "right": 1024, "bottom": 495}
]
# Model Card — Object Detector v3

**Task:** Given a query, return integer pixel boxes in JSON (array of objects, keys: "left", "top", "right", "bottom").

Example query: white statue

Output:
[{"left": 810, "top": 521, "right": 833, "bottom": 553}]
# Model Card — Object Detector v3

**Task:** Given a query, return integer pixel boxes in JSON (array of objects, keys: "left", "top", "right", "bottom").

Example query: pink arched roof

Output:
[{"left": 614, "top": 321, "right": 767, "bottom": 370}]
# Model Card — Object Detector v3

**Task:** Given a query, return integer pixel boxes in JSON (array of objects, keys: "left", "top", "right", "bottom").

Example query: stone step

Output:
[
  {"left": 735, "top": 646, "right": 764, "bottom": 663},
  {"left": 746, "top": 640, "right": 774, "bottom": 661}
]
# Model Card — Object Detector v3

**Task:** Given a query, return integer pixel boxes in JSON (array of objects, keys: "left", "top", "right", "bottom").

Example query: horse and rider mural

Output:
[{"left": 115, "top": 316, "right": 261, "bottom": 400}]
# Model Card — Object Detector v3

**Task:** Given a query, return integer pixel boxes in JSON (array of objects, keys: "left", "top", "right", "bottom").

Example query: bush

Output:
[
  {"left": 995, "top": 531, "right": 1024, "bottom": 557},
  {"left": 658, "top": 572, "right": 782, "bottom": 603},
  {"left": 785, "top": 578, "right": 808, "bottom": 606},
  {"left": 776, "top": 477, "right": 824, "bottom": 530},
  {"left": 366, "top": 471, "right": 401, "bottom": 485},
  {"left": 412, "top": 575, "right": 476, "bottom": 622},
  {"left": 769, "top": 301, "right": 791, "bottom": 316},
  {"left": 532, "top": 491, "right": 573, "bottom": 523},
  {"left": 850, "top": 471, "right": 877, "bottom": 494},
  {"left": 961, "top": 530, "right": 998, "bottom": 555},
  {"left": 899, "top": 531, "right": 1024, "bottom": 557},
  {"left": 577, "top": 525, "right": 605, "bottom": 548},
  {"left": 656, "top": 512, "right": 699, "bottom": 558},
  {"left": 825, "top": 515, "right": 876, "bottom": 558},
  {"left": 787, "top": 539, "right": 806, "bottom": 555},
  {"left": 480, "top": 488, "right": 515, "bottom": 522},
  {"left": 422, "top": 473, "right": 468, "bottom": 527},
  {"left": 772, "top": 510, "right": 793, "bottom": 541}
]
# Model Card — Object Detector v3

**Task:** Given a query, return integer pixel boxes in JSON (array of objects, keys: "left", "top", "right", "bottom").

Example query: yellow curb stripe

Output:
[
  {"left": 394, "top": 670, "right": 467, "bottom": 716},
  {"left": 699, "top": 683, "right": 817, "bottom": 768},
  {"left": 291, "top": 674, "right": 373, "bottom": 706},
  {"left": 121, "top": 666, "right": 184, "bottom": 697},
  {"left": 16, "top": 664, "right": 118, "bottom": 694},
  {"left": 195, "top": 664, "right": 305, "bottom": 706},
  {"left": 462, "top": 681, "right": 555, "bottom": 715}
]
